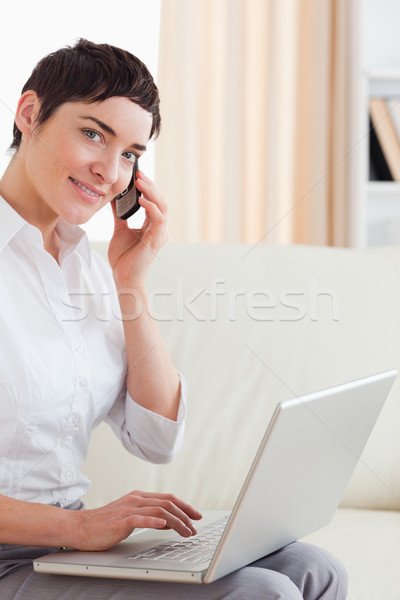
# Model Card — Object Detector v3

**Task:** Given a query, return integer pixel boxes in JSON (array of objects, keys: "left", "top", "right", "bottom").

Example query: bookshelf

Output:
[
  {"left": 364, "top": 71, "right": 400, "bottom": 245},
  {"left": 361, "top": 0, "right": 400, "bottom": 246},
  {"left": 366, "top": 72, "right": 400, "bottom": 244},
  {"left": 368, "top": 71, "right": 400, "bottom": 98}
]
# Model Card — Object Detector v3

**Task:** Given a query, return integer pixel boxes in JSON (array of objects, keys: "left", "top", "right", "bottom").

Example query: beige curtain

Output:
[{"left": 155, "top": 0, "right": 361, "bottom": 246}]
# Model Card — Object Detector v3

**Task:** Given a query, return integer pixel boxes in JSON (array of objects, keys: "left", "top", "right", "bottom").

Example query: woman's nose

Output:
[{"left": 91, "top": 154, "right": 119, "bottom": 185}]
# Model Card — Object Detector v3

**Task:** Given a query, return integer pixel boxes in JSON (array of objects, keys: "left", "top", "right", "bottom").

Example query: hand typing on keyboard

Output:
[{"left": 72, "top": 490, "right": 203, "bottom": 552}]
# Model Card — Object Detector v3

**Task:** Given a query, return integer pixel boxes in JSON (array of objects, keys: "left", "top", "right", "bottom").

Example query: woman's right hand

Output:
[{"left": 73, "top": 490, "right": 203, "bottom": 551}]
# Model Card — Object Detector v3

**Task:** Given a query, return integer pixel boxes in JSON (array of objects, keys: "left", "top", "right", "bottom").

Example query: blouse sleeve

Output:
[{"left": 105, "top": 372, "right": 187, "bottom": 464}]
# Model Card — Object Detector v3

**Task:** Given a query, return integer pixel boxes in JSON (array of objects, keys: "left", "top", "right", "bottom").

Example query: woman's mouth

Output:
[{"left": 69, "top": 177, "right": 104, "bottom": 204}]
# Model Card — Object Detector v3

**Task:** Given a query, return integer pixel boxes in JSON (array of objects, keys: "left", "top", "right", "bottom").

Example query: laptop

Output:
[{"left": 34, "top": 369, "right": 397, "bottom": 583}]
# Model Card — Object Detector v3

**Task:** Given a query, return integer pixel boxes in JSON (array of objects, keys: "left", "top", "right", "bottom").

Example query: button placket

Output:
[{"left": 50, "top": 269, "right": 90, "bottom": 489}]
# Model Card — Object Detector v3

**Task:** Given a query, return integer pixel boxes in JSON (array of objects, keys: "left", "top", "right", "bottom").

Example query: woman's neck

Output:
[{"left": 0, "top": 157, "right": 61, "bottom": 262}]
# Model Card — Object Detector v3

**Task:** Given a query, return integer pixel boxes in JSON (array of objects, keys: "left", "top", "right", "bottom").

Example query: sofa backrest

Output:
[{"left": 83, "top": 242, "right": 400, "bottom": 512}]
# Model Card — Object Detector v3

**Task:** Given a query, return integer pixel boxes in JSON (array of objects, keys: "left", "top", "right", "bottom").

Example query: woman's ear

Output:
[{"left": 14, "top": 90, "right": 41, "bottom": 137}]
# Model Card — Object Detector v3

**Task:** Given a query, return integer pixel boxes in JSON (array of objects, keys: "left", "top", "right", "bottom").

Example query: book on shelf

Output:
[{"left": 369, "top": 98, "right": 400, "bottom": 181}]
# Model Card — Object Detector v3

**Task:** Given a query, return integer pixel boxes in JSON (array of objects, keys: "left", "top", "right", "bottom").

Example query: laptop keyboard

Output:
[{"left": 128, "top": 516, "right": 228, "bottom": 564}]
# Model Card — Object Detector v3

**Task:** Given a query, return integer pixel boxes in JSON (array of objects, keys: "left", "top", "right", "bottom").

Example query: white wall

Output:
[
  {"left": 0, "top": 0, "right": 161, "bottom": 240},
  {"left": 363, "top": 0, "right": 400, "bottom": 70}
]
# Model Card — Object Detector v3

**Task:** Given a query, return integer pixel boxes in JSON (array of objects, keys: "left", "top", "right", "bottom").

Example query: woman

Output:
[{"left": 0, "top": 38, "right": 348, "bottom": 599}]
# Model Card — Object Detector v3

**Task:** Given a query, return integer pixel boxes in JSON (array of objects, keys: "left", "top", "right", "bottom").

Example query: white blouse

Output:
[{"left": 0, "top": 198, "right": 186, "bottom": 508}]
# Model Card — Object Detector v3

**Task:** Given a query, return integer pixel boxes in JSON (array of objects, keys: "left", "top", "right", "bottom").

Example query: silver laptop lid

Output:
[{"left": 206, "top": 369, "right": 397, "bottom": 582}]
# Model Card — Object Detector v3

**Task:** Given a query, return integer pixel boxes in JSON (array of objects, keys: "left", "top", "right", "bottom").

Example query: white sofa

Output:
[{"left": 83, "top": 242, "right": 400, "bottom": 600}]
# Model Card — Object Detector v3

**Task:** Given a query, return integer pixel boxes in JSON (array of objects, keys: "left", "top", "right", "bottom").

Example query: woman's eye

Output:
[
  {"left": 122, "top": 151, "right": 137, "bottom": 164},
  {"left": 83, "top": 129, "right": 102, "bottom": 142}
]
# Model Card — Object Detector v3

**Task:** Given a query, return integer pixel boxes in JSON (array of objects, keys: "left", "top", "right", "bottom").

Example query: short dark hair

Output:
[{"left": 11, "top": 38, "right": 161, "bottom": 151}]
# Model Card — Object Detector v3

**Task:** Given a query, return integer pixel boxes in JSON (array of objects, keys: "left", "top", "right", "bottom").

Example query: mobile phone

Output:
[{"left": 114, "top": 161, "right": 141, "bottom": 219}]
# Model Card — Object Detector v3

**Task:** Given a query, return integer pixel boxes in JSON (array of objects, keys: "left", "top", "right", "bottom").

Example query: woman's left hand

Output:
[{"left": 108, "top": 170, "right": 168, "bottom": 289}]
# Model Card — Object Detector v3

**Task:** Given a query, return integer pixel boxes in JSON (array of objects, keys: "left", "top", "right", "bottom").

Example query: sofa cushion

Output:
[
  {"left": 83, "top": 243, "right": 400, "bottom": 512},
  {"left": 303, "top": 508, "right": 400, "bottom": 600}
]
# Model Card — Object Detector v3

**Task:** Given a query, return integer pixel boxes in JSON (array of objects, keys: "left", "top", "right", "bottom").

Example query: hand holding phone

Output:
[{"left": 114, "top": 161, "right": 141, "bottom": 220}]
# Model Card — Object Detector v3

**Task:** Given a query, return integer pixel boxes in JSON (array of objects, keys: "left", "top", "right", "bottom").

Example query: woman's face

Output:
[{"left": 22, "top": 96, "right": 152, "bottom": 224}]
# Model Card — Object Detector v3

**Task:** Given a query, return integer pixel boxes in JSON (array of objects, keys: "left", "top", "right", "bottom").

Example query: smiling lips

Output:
[{"left": 69, "top": 177, "right": 105, "bottom": 203}]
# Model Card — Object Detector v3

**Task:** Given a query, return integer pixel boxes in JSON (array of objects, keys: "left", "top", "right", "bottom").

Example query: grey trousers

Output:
[{"left": 0, "top": 540, "right": 348, "bottom": 599}]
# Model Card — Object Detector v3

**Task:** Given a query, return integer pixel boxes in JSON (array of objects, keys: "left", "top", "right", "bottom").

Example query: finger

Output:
[
  {"left": 135, "top": 206, "right": 168, "bottom": 255},
  {"left": 163, "top": 496, "right": 203, "bottom": 522},
  {"left": 147, "top": 500, "right": 198, "bottom": 535},
  {"left": 138, "top": 196, "right": 166, "bottom": 227},
  {"left": 136, "top": 170, "right": 155, "bottom": 187},
  {"left": 126, "top": 515, "right": 167, "bottom": 531},
  {"left": 128, "top": 492, "right": 203, "bottom": 533},
  {"left": 127, "top": 496, "right": 196, "bottom": 536},
  {"left": 132, "top": 506, "right": 195, "bottom": 537},
  {"left": 130, "top": 491, "right": 203, "bottom": 520},
  {"left": 136, "top": 177, "right": 168, "bottom": 215},
  {"left": 141, "top": 211, "right": 150, "bottom": 230}
]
